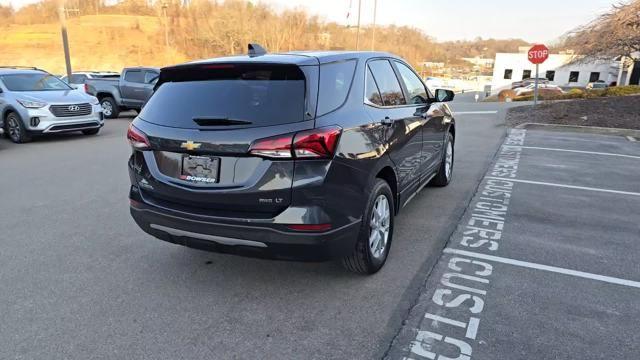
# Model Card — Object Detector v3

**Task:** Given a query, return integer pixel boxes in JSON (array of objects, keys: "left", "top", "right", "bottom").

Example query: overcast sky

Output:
[{"left": 3, "top": 0, "right": 619, "bottom": 43}]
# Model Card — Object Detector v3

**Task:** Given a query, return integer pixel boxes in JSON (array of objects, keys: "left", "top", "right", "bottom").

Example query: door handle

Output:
[{"left": 381, "top": 116, "right": 393, "bottom": 126}]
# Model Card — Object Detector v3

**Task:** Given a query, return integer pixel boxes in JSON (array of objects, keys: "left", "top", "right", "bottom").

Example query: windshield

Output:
[
  {"left": 141, "top": 64, "right": 306, "bottom": 129},
  {"left": 1, "top": 73, "right": 73, "bottom": 91}
]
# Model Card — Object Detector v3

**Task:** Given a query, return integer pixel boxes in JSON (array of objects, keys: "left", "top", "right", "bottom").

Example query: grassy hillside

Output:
[{"left": 0, "top": 15, "right": 188, "bottom": 74}]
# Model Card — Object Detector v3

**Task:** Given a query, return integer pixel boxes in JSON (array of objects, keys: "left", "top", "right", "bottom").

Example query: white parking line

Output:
[
  {"left": 454, "top": 111, "right": 498, "bottom": 115},
  {"left": 519, "top": 146, "right": 640, "bottom": 160},
  {"left": 485, "top": 176, "right": 640, "bottom": 197},
  {"left": 444, "top": 248, "right": 640, "bottom": 289}
]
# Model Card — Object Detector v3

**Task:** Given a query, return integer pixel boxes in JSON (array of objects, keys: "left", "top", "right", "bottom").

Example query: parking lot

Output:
[
  {"left": 2, "top": 104, "right": 639, "bottom": 359},
  {"left": 387, "top": 127, "right": 640, "bottom": 359}
]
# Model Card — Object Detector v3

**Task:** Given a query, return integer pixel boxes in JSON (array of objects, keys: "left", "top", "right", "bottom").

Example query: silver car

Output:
[{"left": 0, "top": 67, "right": 104, "bottom": 143}]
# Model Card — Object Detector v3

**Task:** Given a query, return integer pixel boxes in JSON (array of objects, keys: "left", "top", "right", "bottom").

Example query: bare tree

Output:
[{"left": 564, "top": 0, "right": 640, "bottom": 61}]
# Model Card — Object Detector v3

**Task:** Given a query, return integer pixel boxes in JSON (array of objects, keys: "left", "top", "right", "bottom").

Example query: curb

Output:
[{"left": 513, "top": 122, "right": 640, "bottom": 138}]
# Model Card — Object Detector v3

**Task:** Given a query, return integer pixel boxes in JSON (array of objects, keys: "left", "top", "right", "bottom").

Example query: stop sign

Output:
[{"left": 528, "top": 44, "right": 549, "bottom": 64}]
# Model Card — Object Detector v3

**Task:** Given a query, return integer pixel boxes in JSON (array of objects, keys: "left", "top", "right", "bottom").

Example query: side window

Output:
[
  {"left": 368, "top": 60, "right": 406, "bottom": 106},
  {"left": 124, "top": 70, "right": 145, "bottom": 83},
  {"left": 365, "top": 67, "right": 383, "bottom": 106},
  {"left": 317, "top": 60, "right": 356, "bottom": 116},
  {"left": 395, "top": 61, "right": 428, "bottom": 104},
  {"left": 522, "top": 70, "right": 532, "bottom": 79},
  {"left": 144, "top": 71, "right": 159, "bottom": 84}
]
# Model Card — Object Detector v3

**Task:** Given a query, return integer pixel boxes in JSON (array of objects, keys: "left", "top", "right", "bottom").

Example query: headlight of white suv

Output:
[
  {"left": 16, "top": 99, "right": 47, "bottom": 109},
  {"left": 89, "top": 96, "right": 99, "bottom": 105}
]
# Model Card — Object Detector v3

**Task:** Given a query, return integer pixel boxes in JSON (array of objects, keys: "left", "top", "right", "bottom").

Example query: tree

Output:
[{"left": 565, "top": 0, "right": 640, "bottom": 61}]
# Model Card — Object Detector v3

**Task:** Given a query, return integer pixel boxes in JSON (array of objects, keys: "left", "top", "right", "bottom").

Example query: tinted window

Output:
[
  {"left": 395, "top": 62, "right": 428, "bottom": 104},
  {"left": 317, "top": 60, "right": 356, "bottom": 116},
  {"left": 504, "top": 69, "right": 513, "bottom": 80},
  {"left": 0, "top": 73, "right": 72, "bottom": 91},
  {"left": 141, "top": 64, "right": 306, "bottom": 129},
  {"left": 124, "top": 70, "right": 145, "bottom": 83},
  {"left": 368, "top": 60, "right": 406, "bottom": 106},
  {"left": 365, "top": 68, "right": 383, "bottom": 106}
]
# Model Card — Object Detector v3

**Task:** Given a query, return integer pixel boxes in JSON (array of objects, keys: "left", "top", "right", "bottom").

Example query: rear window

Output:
[
  {"left": 140, "top": 64, "right": 306, "bottom": 129},
  {"left": 317, "top": 60, "right": 356, "bottom": 116}
]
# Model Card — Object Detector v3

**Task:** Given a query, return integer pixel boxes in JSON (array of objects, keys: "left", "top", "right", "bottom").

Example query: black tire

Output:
[
  {"left": 430, "top": 132, "right": 454, "bottom": 187},
  {"left": 100, "top": 97, "right": 119, "bottom": 119},
  {"left": 82, "top": 128, "right": 100, "bottom": 135},
  {"left": 5, "top": 111, "right": 32, "bottom": 143},
  {"left": 342, "top": 179, "right": 395, "bottom": 274}
]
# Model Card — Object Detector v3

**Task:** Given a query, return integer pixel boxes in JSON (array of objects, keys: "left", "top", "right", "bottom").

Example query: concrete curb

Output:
[{"left": 513, "top": 122, "right": 640, "bottom": 139}]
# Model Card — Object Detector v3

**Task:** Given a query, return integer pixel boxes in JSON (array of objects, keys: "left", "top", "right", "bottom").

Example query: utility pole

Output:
[
  {"left": 162, "top": 2, "right": 170, "bottom": 48},
  {"left": 57, "top": 0, "right": 72, "bottom": 79},
  {"left": 371, "top": 0, "right": 377, "bottom": 50},
  {"left": 355, "top": 0, "right": 362, "bottom": 50}
]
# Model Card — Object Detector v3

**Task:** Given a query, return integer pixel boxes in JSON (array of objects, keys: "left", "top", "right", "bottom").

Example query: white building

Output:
[
  {"left": 462, "top": 57, "right": 495, "bottom": 67},
  {"left": 490, "top": 52, "right": 635, "bottom": 94}
]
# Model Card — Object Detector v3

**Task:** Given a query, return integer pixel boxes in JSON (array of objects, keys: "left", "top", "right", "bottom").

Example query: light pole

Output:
[
  {"left": 57, "top": 0, "right": 72, "bottom": 79},
  {"left": 371, "top": 0, "right": 377, "bottom": 50},
  {"left": 355, "top": 0, "right": 361, "bottom": 50},
  {"left": 162, "top": 2, "right": 170, "bottom": 48}
]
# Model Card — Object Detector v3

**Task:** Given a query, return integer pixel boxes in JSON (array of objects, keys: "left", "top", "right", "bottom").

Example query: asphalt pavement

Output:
[
  {"left": 386, "top": 127, "right": 640, "bottom": 359},
  {"left": 0, "top": 97, "right": 515, "bottom": 360}
]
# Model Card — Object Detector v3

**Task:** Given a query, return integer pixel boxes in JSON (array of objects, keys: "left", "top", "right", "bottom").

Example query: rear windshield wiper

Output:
[{"left": 192, "top": 117, "right": 253, "bottom": 126}]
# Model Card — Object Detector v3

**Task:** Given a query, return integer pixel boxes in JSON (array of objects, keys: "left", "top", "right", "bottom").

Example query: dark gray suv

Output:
[{"left": 128, "top": 48, "right": 455, "bottom": 274}]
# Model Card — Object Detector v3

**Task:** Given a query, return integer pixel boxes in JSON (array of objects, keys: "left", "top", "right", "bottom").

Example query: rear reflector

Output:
[
  {"left": 248, "top": 126, "right": 342, "bottom": 159},
  {"left": 287, "top": 224, "right": 332, "bottom": 232},
  {"left": 127, "top": 124, "right": 151, "bottom": 150}
]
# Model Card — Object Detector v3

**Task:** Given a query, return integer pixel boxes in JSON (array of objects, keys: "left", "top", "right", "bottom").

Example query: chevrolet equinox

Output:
[{"left": 128, "top": 46, "right": 456, "bottom": 274}]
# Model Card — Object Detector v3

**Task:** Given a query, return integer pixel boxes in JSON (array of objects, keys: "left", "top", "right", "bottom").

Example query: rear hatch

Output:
[{"left": 133, "top": 62, "right": 317, "bottom": 218}]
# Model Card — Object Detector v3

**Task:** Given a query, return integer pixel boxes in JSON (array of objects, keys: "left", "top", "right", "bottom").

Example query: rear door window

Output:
[
  {"left": 140, "top": 63, "right": 306, "bottom": 129},
  {"left": 368, "top": 60, "right": 406, "bottom": 106},
  {"left": 317, "top": 60, "right": 356, "bottom": 116},
  {"left": 365, "top": 67, "right": 383, "bottom": 106}
]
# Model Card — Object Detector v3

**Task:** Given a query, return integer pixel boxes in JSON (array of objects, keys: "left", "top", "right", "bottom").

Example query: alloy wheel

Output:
[
  {"left": 369, "top": 194, "right": 391, "bottom": 259},
  {"left": 101, "top": 101, "right": 113, "bottom": 117},
  {"left": 445, "top": 141, "right": 453, "bottom": 180},
  {"left": 8, "top": 116, "right": 20, "bottom": 142}
]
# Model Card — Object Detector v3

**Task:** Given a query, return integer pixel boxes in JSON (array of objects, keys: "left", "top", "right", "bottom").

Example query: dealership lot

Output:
[
  {"left": 0, "top": 105, "right": 506, "bottom": 359},
  {"left": 2, "top": 104, "right": 639, "bottom": 359},
  {"left": 388, "top": 128, "right": 640, "bottom": 359}
]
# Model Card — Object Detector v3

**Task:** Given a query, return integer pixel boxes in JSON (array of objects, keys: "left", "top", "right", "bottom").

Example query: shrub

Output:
[{"left": 604, "top": 85, "right": 640, "bottom": 97}]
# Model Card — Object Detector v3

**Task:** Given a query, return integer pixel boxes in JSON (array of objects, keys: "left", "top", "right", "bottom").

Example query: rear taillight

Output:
[
  {"left": 248, "top": 126, "right": 342, "bottom": 159},
  {"left": 83, "top": 83, "right": 89, "bottom": 92},
  {"left": 127, "top": 124, "right": 151, "bottom": 150}
]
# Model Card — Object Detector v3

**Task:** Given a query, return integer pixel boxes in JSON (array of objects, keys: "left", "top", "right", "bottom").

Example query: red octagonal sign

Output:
[{"left": 528, "top": 44, "right": 549, "bottom": 64}]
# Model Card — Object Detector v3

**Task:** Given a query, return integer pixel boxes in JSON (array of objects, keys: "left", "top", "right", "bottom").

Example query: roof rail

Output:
[
  {"left": 248, "top": 43, "right": 267, "bottom": 57},
  {"left": 0, "top": 65, "right": 41, "bottom": 70}
]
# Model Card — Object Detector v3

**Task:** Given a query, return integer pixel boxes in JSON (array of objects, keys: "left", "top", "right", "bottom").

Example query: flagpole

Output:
[
  {"left": 355, "top": 0, "right": 362, "bottom": 50},
  {"left": 372, "top": 0, "right": 377, "bottom": 50}
]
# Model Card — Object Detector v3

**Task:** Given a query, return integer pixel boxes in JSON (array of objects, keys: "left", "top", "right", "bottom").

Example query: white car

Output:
[
  {"left": 514, "top": 83, "right": 563, "bottom": 96},
  {"left": 61, "top": 71, "right": 120, "bottom": 93}
]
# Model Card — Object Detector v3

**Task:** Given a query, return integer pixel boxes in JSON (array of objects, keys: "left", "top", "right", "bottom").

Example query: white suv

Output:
[{"left": 0, "top": 67, "right": 104, "bottom": 143}]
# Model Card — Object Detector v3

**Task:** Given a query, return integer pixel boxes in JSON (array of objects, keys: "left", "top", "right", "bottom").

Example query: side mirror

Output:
[{"left": 435, "top": 89, "right": 455, "bottom": 102}]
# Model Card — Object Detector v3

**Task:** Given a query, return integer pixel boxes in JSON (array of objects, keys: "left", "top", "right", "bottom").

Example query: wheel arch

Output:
[{"left": 374, "top": 165, "right": 399, "bottom": 215}]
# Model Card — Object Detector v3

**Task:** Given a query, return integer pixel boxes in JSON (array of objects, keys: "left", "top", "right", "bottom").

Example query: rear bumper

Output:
[{"left": 130, "top": 199, "right": 361, "bottom": 262}]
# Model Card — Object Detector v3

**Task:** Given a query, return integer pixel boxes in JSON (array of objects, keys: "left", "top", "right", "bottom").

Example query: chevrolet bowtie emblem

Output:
[{"left": 180, "top": 141, "right": 202, "bottom": 151}]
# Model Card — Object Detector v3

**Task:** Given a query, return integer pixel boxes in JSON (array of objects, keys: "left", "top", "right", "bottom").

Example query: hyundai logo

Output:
[{"left": 68, "top": 105, "right": 80, "bottom": 112}]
